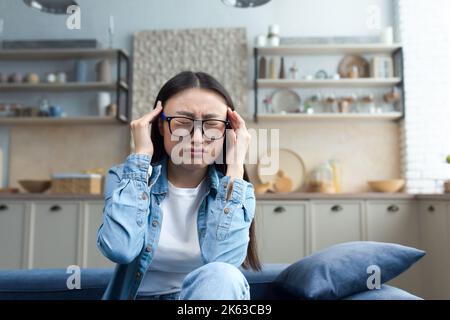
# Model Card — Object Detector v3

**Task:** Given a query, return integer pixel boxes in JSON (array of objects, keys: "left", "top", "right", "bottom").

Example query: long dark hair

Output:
[{"left": 150, "top": 71, "right": 261, "bottom": 271}]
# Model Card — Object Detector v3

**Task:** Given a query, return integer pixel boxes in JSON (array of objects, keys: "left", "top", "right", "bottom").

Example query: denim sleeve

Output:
[
  {"left": 201, "top": 176, "right": 256, "bottom": 267},
  {"left": 97, "top": 153, "right": 151, "bottom": 264}
]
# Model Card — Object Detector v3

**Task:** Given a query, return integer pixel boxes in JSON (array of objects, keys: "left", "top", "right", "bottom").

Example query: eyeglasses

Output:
[{"left": 160, "top": 111, "right": 231, "bottom": 141}]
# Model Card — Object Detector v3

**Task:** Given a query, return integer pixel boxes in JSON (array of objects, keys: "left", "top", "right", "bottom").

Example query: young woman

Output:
[{"left": 97, "top": 71, "right": 261, "bottom": 300}]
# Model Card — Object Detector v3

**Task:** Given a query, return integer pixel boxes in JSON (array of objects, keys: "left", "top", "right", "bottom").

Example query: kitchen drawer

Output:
[
  {"left": 256, "top": 201, "right": 307, "bottom": 263},
  {"left": 311, "top": 201, "right": 363, "bottom": 251},
  {"left": 31, "top": 201, "right": 80, "bottom": 268},
  {"left": 83, "top": 201, "right": 113, "bottom": 268},
  {"left": 0, "top": 201, "right": 26, "bottom": 269}
]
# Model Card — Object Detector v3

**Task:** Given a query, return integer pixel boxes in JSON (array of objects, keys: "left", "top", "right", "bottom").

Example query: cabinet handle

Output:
[
  {"left": 331, "top": 205, "right": 343, "bottom": 212},
  {"left": 387, "top": 205, "right": 399, "bottom": 212},
  {"left": 50, "top": 205, "right": 62, "bottom": 212},
  {"left": 0, "top": 204, "right": 9, "bottom": 211},
  {"left": 428, "top": 205, "right": 435, "bottom": 212},
  {"left": 273, "top": 206, "right": 286, "bottom": 213}
]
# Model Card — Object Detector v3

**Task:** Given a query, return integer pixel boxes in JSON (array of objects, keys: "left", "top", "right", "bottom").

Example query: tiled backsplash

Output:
[{"left": 246, "top": 120, "right": 401, "bottom": 193}]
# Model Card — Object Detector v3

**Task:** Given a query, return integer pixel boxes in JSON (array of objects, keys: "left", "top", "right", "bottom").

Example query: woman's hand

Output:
[
  {"left": 225, "top": 107, "right": 251, "bottom": 179},
  {"left": 131, "top": 101, "right": 163, "bottom": 157}
]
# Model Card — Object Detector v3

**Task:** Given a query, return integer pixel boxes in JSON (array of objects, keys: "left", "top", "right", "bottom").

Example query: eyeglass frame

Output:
[{"left": 160, "top": 111, "right": 231, "bottom": 140}]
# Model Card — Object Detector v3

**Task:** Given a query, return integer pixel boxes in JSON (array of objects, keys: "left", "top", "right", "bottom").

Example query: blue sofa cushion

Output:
[
  {"left": 343, "top": 284, "right": 422, "bottom": 300},
  {"left": 273, "top": 241, "right": 425, "bottom": 300}
]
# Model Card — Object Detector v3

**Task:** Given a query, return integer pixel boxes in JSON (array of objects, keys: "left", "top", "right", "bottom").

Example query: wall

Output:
[
  {"left": 0, "top": 0, "right": 399, "bottom": 192},
  {"left": 0, "top": 0, "right": 394, "bottom": 48},
  {"left": 245, "top": 120, "right": 401, "bottom": 193},
  {"left": 396, "top": 0, "right": 450, "bottom": 193}
]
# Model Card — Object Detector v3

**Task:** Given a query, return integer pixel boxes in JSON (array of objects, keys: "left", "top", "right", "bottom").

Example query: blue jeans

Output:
[{"left": 135, "top": 262, "right": 251, "bottom": 300}]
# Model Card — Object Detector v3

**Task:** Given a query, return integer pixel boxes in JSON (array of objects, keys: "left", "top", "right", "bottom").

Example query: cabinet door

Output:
[
  {"left": 419, "top": 201, "right": 450, "bottom": 299},
  {"left": 311, "top": 201, "right": 363, "bottom": 252},
  {"left": 84, "top": 201, "right": 113, "bottom": 267},
  {"left": 0, "top": 201, "right": 26, "bottom": 269},
  {"left": 366, "top": 200, "right": 422, "bottom": 296},
  {"left": 256, "top": 201, "right": 307, "bottom": 263},
  {"left": 32, "top": 201, "right": 80, "bottom": 268}
]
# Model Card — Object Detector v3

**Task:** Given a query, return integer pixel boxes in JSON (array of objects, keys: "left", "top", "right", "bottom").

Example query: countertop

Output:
[
  {"left": 0, "top": 192, "right": 104, "bottom": 200},
  {"left": 1, "top": 192, "right": 450, "bottom": 201},
  {"left": 256, "top": 192, "right": 450, "bottom": 201}
]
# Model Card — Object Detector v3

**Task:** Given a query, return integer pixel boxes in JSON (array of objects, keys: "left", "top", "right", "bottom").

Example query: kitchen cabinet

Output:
[
  {"left": 0, "top": 201, "right": 27, "bottom": 269},
  {"left": 255, "top": 201, "right": 308, "bottom": 263},
  {"left": 82, "top": 201, "right": 113, "bottom": 268},
  {"left": 366, "top": 201, "right": 419, "bottom": 245},
  {"left": 310, "top": 201, "right": 364, "bottom": 251},
  {"left": 419, "top": 201, "right": 450, "bottom": 299},
  {"left": 366, "top": 200, "right": 423, "bottom": 296},
  {"left": 31, "top": 201, "right": 80, "bottom": 268}
]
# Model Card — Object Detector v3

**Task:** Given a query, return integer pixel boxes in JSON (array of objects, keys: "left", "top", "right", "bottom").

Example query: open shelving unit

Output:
[
  {"left": 257, "top": 78, "right": 402, "bottom": 88},
  {"left": 257, "top": 112, "right": 403, "bottom": 121},
  {"left": 0, "top": 48, "right": 131, "bottom": 125},
  {"left": 253, "top": 43, "right": 404, "bottom": 122},
  {"left": 0, "top": 116, "right": 119, "bottom": 126},
  {"left": 256, "top": 43, "right": 402, "bottom": 55}
]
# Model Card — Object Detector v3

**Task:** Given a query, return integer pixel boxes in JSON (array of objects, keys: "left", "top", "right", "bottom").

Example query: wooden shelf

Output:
[
  {"left": 257, "top": 112, "right": 403, "bottom": 121},
  {"left": 257, "top": 78, "right": 402, "bottom": 88},
  {"left": 0, "top": 82, "right": 128, "bottom": 92},
  {"left": 0, "top": 49, "right": 127, "bottom": 60},
  {"left": 0, "top": 116, "right": 122, "bottom": 126},
  {"left": 256, "top": 43, "right": 402, "bottom": 55}
]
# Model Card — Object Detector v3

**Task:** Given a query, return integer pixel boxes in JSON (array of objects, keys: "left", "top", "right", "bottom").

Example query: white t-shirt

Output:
[{"left": 137, "top": 166, "right": 206, "bottom": 296}]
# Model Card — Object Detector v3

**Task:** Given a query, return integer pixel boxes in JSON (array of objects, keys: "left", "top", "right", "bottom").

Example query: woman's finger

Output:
[
  {"left": 141, "top": 101, "right": 163, "bottom": 123},
  {"left": 232, "top": 109, "right": 246, "bottom": 129},
  {"left": 227, "top": 107, "right": 238, "bottom": 130},
  {"left": 227, "top": 107, "right": 243, "bottom": 130}
]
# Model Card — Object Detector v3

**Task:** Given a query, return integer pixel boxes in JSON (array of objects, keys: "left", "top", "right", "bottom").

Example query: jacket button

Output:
[
  {"left": 152, "top": 220, "right": 158, "bottom": 227},
  {"left": 224, "top": 207, "right": 230, "bottom": 214},
  {"left": 136, "top": 272, "right": 141, "bottom": 278},
  {"left": 141, "top": 192, "right": 148, "bottom": 200},
  {"left": 146, "top": 245, "right": 152, "bottom": 253}
]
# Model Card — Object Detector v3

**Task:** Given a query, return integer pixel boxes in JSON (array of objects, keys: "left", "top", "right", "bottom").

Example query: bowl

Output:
[
  {"left": 18, "top": 180, "right": 52, "bottom": 193},
  {"left": 367, "top": 179, "right": 405, "bottom": 193}
]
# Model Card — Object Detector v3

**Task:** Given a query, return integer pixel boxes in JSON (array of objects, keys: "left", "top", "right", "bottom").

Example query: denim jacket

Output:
[{"left": 97, "top": 153, "right": 256, "bottom": 300}]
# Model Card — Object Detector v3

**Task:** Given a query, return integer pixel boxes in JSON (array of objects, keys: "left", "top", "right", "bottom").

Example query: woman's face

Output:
[{"left": 158, "top": 88, "right": 229, "bottom": 170}]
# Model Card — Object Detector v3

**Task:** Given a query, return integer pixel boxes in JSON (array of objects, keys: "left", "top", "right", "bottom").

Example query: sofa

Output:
[{"left": 0, "top": 263, "right": 421, "bottom": 300}]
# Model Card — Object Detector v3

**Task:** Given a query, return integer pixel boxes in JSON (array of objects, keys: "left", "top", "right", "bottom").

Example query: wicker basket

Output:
[{"left": 51, "top": 173, "right": 103, "bottom": 194}]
